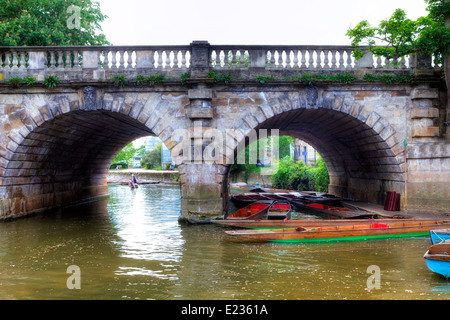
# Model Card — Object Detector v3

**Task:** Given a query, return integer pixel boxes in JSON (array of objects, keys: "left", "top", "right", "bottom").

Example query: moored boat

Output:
[
  {"left": 231, "top": 193, "right": 268, "bottom": 207},
  {"left": 224, "top": 220, "right": 450, "bottom": 243},
  {"left": 226, "top": 201, "right": 273, "bottom": 220},
  {"left": 424, "top": 241, "right": 450, "bottom": 279},
  {"left": 268, "top": 202, "right": 292, "bottom": 220},
  {"left": 430, "top": 229, "right": 450, "bottom": 245},
  {"left": 288, "top": 200, "right": 377, "bottom": 219},
  {"left": 212, "top": 218, "right": 450, "bottom": 229}
]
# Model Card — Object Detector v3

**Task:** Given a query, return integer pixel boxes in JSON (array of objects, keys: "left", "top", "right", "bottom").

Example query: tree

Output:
[
  {"left": 346, "top": 1, "right": 450, "bottom": 65},
  {"left": 142, "top": 143, "right": 162, "bottom": 169},
  {"left": 112, "top": 143, "right": 136, "bottom": 166},
  {"left": 0, "top": 0, "right": 110, "bottom": 46}
]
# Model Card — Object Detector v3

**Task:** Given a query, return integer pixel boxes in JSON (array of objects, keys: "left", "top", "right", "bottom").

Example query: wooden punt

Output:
[
  {"left": 212, "top": 218, "right": 450, "bottom": 229},
  {"left": 424, "top": 241, "right": 450, "bottom": 278},
  {"left": 267, "top": 202, "right": 292, "bottom": 220},
  {"left": 231, "top": 193, "right": 268, "bottom": 207},
  {"left": 430, "top": 229, "right": 450, "bottom": 245},
  {"left": 224, "top": 220, "right": 450, "bottom": 243},
  {"left": 288, "top": 201, "right": 377, "bottom": 219},
  {"left": 226, "top": 201, "right": 273, "bottom": 220}
]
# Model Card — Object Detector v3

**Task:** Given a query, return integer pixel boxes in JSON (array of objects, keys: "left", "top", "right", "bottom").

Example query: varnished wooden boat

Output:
[
  {"left": 424, "top": 241, "right": 450, "bottom": 278},
  {"left": 267, "top": 202, "right": 292, "bottom": 220},
  {"left": 430, "top": 229, "right": 450, "bottom": 245},
  {"left": 212, "top": 218, "right": 450, "bottom": 229},
  {"left": 226, "top": 201, "right": 273, "bottom": 220},
  {"left": 231, "top": 193, "right": 268, "bottom": 207},
  {"left": 224, "top": 220, "right": 450, "bottom": 243},
  {"left": 288, "top": 200, "right": 377, "bottom": 219}
]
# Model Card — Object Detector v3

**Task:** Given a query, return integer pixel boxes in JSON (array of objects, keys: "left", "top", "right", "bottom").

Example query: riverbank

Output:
[{"left": 107, "top": 169, "right": 179, "bottom": 185}]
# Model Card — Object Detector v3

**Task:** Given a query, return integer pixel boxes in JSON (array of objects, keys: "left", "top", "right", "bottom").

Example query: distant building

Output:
[
  {"left": 145, "top": 136, "right": 161, "bottom": 152},
  {"left": 144, "top": 136, "right": 172, "bottom": 166},
  {"left": 132, "top": 156, "right": 142, "bottom": 168},
  {"left": 294, "top": 139, "right": 317, "bottom": 166}
]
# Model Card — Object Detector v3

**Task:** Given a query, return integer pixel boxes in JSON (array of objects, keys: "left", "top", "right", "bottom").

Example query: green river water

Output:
[{"left": 0, "top": 184, "right": 448, "bottom": 300}]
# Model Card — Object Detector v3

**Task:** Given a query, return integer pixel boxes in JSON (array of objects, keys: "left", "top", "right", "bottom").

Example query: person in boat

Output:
[{"left": 129, "top": 173, "right": 138, "bottom": 188}]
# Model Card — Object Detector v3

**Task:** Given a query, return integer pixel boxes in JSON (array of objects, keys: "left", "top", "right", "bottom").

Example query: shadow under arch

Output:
[
  {"left": 1, "top": 109, "right": 155, "bottom": 218},
  {"left": 222, "top": 107, "right": 405, "bottom": 207}
]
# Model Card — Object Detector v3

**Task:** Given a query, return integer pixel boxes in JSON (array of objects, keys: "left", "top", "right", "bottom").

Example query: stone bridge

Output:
[{"left": 0, "top": 41, "right": 448, "bottom": 221}]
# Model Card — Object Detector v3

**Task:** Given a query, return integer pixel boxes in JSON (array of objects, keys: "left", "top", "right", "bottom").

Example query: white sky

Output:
[
  {"left": 99, "top": 0, "right": 428, "bottom": 148},
  {"left": 96, "top": 0, "right": 428, "bottom": 46}
]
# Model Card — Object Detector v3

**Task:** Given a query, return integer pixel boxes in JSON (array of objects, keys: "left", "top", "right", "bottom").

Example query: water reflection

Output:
[{"left": 108, "top": 185, "right": 184, "bottom": 263}]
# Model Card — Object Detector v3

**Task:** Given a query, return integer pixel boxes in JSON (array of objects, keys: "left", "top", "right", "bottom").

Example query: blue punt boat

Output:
[
  {"left": 430, "top": 229, "right": 450, "bottom": 245},
  {"left": 424, "top": 241, "right": 450, "bottom": 279}
]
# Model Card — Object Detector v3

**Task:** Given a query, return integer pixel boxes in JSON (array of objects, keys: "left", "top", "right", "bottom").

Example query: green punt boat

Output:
[{"left": 224, "top": 220, "right": 450, "bottom": 243}]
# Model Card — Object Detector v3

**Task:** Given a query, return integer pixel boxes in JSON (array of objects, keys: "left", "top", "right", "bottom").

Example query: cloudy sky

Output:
[{"left": 96, "top": 0, "right": 428, "bottom": 46}]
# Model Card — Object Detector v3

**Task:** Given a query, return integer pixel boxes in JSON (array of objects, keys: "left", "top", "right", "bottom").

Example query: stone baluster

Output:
[
  {"left": 127, "top": 50, "right": 133, "bottom": 69},
  {"left": 65, "top": 51, "right": 73, "bottom": 68},
  {"left": 269, "top": 50, "right": 275, "bottom": 68},
  {"left": 300, "top": 49, "right": 306, "bottom": 68},
  {"left": 323, "top": 49, "right": 330, "bottom": 69},
  {"left": 57, "top": 51, "right": 64, "bottom": 69},
  {"left": 110, "top": 50, "right": 117, "bottom": 69},
  {"left": 292, "top": 50, "right": 299, "bottom": 69},
  {"left": 103, "top": 50, "right": 110, "bottom": 69},
  {"left": 308, "top": 49, "right": 314, "bottom": 69},
  {"left": 167, "top": 51, "right": 172, "bottom": 68},
  {"left": 277, "top": 50, "right": 283, "bottom": 68},
  {"left": 223, "top": 50, "right": 229, "bottom": 68},
  {"left": 239, "top": 50, "right": 245, "bottom": 68},
  {"left": 285, "top": 50, "right": 291, "bottom": 69},
  {"left": 19, "top": 52, "right": 27, "bottom": 69},
  {"left": 338, "top": 50, "right": 345, "bottom": 69},
  {"left": 331, "top": 49, "right": 337, "bottom": 69},
  {"left": 316, "top": 49, "right": 322, "bottom": 69},
  {"left": 73, "top": 50, "right": 81, "bottom": 69},
  {"left": 181, "top": 50, "right": 187, "bottom": 68},
  {"left": 156, "top": 50, "right": 163, "bottom": 68},
  {"left": 118, "top": 50, "right": 125, "bottom": 69},
  {"left": 346, "top": 49, "right": 353, "bottom": 69},
  {"left": 173, "top": 50, "right": 179, "bottom": 68},
  {"left": 49, "top": 51, "right": 56, "bottom": 68}
]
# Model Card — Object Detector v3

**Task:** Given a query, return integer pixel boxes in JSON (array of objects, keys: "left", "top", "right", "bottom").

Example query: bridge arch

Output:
[
  {"left": 221, "top": 87, "right": 405, "bottom": 206},
  {"left": 0, "top": 89, "right": 187, "bottom": 219}
]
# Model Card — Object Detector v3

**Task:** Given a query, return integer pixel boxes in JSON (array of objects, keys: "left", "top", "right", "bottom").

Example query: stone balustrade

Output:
[{"left": 0, "top": 42, "right": 442, "bottom": 82}]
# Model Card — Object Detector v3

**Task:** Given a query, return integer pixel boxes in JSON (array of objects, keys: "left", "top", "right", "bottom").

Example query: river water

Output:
[{"left": 0, "top": 184, "right": 449, "bottom": 300}]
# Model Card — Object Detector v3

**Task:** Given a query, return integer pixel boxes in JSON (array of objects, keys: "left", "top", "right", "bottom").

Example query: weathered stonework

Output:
[{"left": 0, "top": 43, "right": 448, "bottom": 221}]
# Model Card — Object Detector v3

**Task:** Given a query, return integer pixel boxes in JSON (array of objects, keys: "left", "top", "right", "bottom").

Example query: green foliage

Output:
[
  {"left": 135, "top": 74, "right": 168, "bottom": 86},
  {"left": 346, "top": 2, "right": 450, "bottom": 64},
  {"left": 254, "top": 76, "right": 276, "bottom": 83},
  {"left": 207, "top": 71, "right": 234, "bottom": 84},
  {"left": 271, "top": 156, "right": 329, "bottom": 192},
  {"left": 0, "top": 0, "right": 110, "bottom": 46},
  {"left": 363, "top": 73, "right": 415, "bottom": 83},
  {"left": 112, "top": 142, "right": 136, "bottom": 165},
  {"left": 181, "top": 72, "right": 191, "bottom": 84},
  {"left": 285, "top": 73, "right": 358, "bottom": 85},
  {"left": 7, "top": 77, "right": 22, "bottom": 88},
  {"left": 43, "top": 75, "right": 60, "bottom": 88},
  {"left": 7, "top": 76, "right": 36, "bottom": 87},
  {"left": 142, "top": 143, "right": 162, "bottom": 169},
  {"left": 22, "top": 76, "right": 36, "bottom": 86},
  {"left": 111, "top": 75, "right": 128, "bottom": 88}
]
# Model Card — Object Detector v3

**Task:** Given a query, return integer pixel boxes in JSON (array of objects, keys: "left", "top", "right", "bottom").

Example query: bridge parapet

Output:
[{"left": 0, "top": 42, "right": 442, "bottom": 82}]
